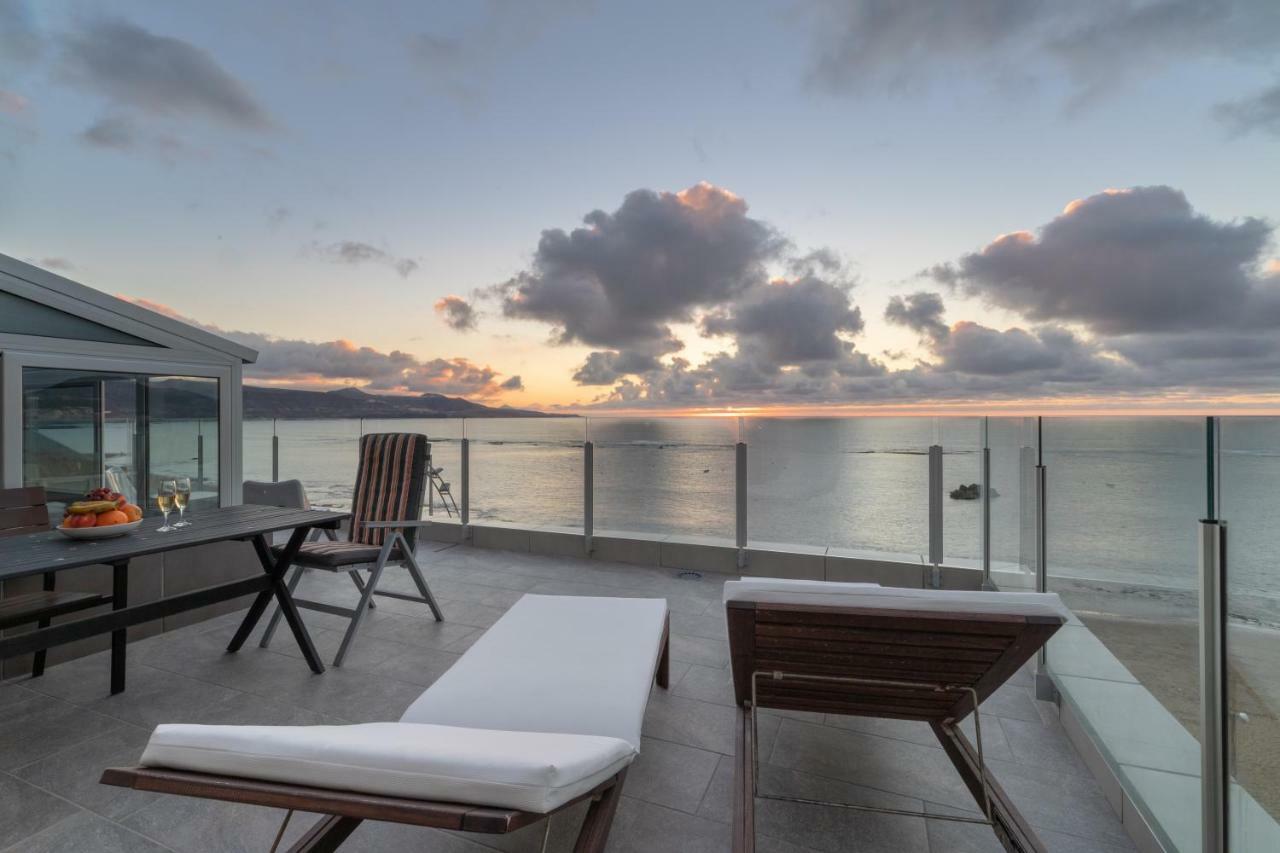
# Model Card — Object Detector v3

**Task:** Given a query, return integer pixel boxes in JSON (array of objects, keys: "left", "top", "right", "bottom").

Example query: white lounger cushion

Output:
[
  {"left": 140, "top": 721, "right": 634, "bottom": 813},
  {"left": 401, "top": 594, "right": 668, "bottom": 749},
  {"left": 724, "top": 578, "right": 1070, "bottom": 621}
]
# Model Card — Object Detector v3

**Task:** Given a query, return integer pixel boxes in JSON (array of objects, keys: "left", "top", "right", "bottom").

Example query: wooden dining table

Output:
[{"left": 0, "top": 504, "right": 348, "bottom": 694}]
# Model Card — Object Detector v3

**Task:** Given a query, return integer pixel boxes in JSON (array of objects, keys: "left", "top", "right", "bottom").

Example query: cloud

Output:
[
  {"left": 0, "top": 1, "right": 41, "bottom": 70},
  {"left": 701, "top": 272, "right": 864, "bottom": 368},
  {"left": 1215, "top": 79, "right": 1280, "bottom": 137},
  {"left": 434, "top": 295, "right": 478, "bottom": 331},
  {"left": 408, "top": 0, "right": 591, "bottom": 104},
  {"left": 800, "top": 1, "right": 1280, "bottom": 108},
  {"left": 118, "top": 297, "right": 517, "bottom": 397},
  {"left": 35, "top": 256, "right": 75, "bottom": 271},
  {"left": 495, "top": 181, "right": 788, "bottom": 379},
  {"left": 307, "top": 240, "right": 419, "bottom": 278},
  {"left": 58, "top": 17, "right": 271, "bottom": 130},
  {"left": 926, "top": 186, "right": 1280, "bottom": 335},
  {"left": 884, "top": 291, "right": 948, "bottom": 342},
  {"left": 499, "top": 375, "right": 524, "bottom": 391}
]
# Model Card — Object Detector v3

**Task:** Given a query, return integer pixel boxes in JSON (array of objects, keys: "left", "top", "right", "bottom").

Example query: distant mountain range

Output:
[{"left": 242, "top": 385, "right": 556, "bottom": 420}]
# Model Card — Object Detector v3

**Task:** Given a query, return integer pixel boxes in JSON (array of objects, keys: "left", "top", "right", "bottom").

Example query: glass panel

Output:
[
  {"left": 1221, "top": 416, "right": 1280, "bottom": 851},
  {"left": 941, "top": 417, "right": 982, "bottom": 568},
  {"left": 276, "top": 418, "right": 361, "bottom": 509},
  {"left": 242, "top": 418, "right": 276, "bottom": 484},
  {"left": 469, "top": 418, "right": 584, "bottom": 529},
  {"left": 986, "top": 417, "right": 1038, "bottom": 576},
  {"left": 22, "top": 367, "right": 220, "bottom": 513},
  {"left": 744, "top": 417, "right": 930, "bottom": 559},
  {"left": 592, "top": 417, "right": 736, "bottom": 539},
  {"left": 1042, "top": 417, "right": 1204, "bottom": 853},
  {"left": 148, "top": 377, "right": 219, "bottom": 509}
]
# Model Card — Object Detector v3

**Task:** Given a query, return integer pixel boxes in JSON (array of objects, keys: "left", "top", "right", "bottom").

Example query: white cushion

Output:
[
  {"left": 140, "top": 721, "right": 634, "bottom": 813},
  {"left": 400, "top": 594, "right": 668, "bottom": 749},
  {"left": 724, "top": 578, "right": 880, "bottom": 605},
  {"left": 723, "top": 578, "right": 1069, "bottom": 621}
]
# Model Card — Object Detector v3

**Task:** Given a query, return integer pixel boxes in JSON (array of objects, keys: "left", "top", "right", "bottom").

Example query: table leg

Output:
[
  {"left": 110, "top": 561, "right": 129, "bottom": 695},
  {"left": 227, "top": 528, "right": 325, "bottom": 674}
]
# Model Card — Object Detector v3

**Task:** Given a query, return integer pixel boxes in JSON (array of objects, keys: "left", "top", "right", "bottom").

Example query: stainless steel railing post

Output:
[
  {"left": 584, "top": 441, "right": 594, "bottom": 555},
  {"left": 928, "top": 444, "right": 943, "bottom": 585},
  {"left": 981, "top": 417, "right": 994, "bottom": 590},
  {"left": 1200, "top": 416, "right": 1227, "bottom": 853},
  {"left": 1199, "top": 517, "right": 1228, "bottom": 853},
  {"left": 460, "top": 437, "right": 470, "bottom": 538},
  {"left": 736, "top": 441, "right": 748, "bottom": 570}
]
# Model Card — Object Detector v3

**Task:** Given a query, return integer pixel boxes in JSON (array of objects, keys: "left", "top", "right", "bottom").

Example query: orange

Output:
[
  {"left": 121, "top": 504, "right": 143, "bottom": 522},
  {"left": 96, "top": 510, "right": 129, "bottom": 526}
]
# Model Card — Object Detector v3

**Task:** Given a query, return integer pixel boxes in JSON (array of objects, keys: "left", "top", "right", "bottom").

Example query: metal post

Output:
[
  {"left": 459, "top": 437, "right": 470, "bottom": 536},
  {"left": 928, "top": 444, "right": 943, "bottom": 584},
  {"left": 736, "top": 441, "right": 748, "bottom": 570},
  {"left": 584, "top": 441, "right": 594, "bottom": 555},
  {"left": 1034, "top": 416, "right": 1055, "bottom": 700},
  {"left": 271, "top": 432, "right": 279, "bottom": 484},
  {"left": 427, "top": 440, "right": 437, "bottom": 514},
  {"left": 981, "top": 418, "right": 994, "bottom": 590},
  {"left": 1200, "top": 416, "right": 1227, "bottom": 853},
  {"left": 1200, "top": 519, "right": 1228, "bottom": 853},
  {"left": 196, "top": 433, "right": 205, "bottom": 491}
]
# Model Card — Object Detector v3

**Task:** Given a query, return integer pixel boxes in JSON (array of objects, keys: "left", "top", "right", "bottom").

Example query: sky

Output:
[{"left": 2, "top": 0, "right": 1279, "bottom": 414}]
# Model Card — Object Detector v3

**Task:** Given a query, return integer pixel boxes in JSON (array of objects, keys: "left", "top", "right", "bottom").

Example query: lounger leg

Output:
[
  {"left": 732, "top": 705, "right": 755, "bottom": 853},
  {"left": 573, "top": 769, "right": 627, "bottom": 853},
  {"left": 398, "top": 534, "right": 444, "bottom": 622},
  {"left": 656, "top": 614, "right": 671, "bottom": 689},
  {"left": 332, "top": 540, "right": 393, "bottom": 667},
  {"left": 285, "top": 815, "right": 363, "bottom": 853},
  {"left": 932, "top": 721, "right": 1045, "bottom": 853},
  {"left": 260, "top": 566, "right": 305, "bottom": 649},
  {"left": 347, "top": 570, "right": 375, "bottom": 609}
]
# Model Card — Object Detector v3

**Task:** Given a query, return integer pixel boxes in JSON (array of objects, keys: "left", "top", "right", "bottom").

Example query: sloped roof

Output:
[{"left": 0, "top": 253, "right": 257, "bottom": 364}]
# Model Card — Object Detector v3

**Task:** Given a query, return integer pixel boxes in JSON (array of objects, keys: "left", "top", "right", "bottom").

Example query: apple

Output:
[{"left": 69, "top": 512, "right": 97, "bottom": 528}]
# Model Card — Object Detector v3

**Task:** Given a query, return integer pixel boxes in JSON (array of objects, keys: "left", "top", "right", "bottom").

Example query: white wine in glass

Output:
[
  {"left": 174, "top": 477, "right": 192, "bottom": 527},
  {"left": 157, "top": 480, "right": 177, "bottom": 532}
]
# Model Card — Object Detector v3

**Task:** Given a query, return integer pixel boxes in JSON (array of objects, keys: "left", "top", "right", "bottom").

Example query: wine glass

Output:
[
  {"left": 174, "top": 477, "right": 192, "bottom": 528},
  {"left": 156, "top": 480, "right": 177, "bottom": 532}
]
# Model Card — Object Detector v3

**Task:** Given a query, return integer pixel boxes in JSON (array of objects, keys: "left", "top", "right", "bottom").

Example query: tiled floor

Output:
[{"left": 0, "top": 543, "right": 1135, "bottom": 852}]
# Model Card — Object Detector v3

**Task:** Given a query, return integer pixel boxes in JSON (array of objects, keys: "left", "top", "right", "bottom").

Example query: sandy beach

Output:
[{"left": 1082, "top": 614, "right": 1280, "bottom": 821}]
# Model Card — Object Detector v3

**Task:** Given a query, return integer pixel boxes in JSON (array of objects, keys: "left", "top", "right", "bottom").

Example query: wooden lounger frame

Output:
[
  {"left": 101, "top": 615, "right": 671, "bottom": 853},
  {"left": 726, "top": 599, "right": 1064, "bottom": 853}
]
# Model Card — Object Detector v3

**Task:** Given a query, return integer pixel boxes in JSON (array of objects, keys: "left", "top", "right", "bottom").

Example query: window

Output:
[{"left": 22, "top": 368, "right": 220, "bottom": 511}]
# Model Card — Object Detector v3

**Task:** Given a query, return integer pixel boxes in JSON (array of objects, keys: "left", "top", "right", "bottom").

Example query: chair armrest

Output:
[{"left": 356, "top": 520, "right": 437, "bottom": 529}]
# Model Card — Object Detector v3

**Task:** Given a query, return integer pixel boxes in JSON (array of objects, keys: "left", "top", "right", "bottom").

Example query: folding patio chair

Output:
[{"left": 258, "top": 434, "right": 444, "bottom": 666}]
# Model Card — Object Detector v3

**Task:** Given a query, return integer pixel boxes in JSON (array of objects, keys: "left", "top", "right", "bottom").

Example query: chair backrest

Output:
[
  {"left": 243, "top": 479, "right": 310, "bottom": 510},
  {"left": 0, "top": 486, "right": 51, "bottom": 538},
  {"left": 349, "top": 433, "right": 429, "bottom": 551},
  {"left": 725, "top": 590, "right": 1064, "bottom": 723}
]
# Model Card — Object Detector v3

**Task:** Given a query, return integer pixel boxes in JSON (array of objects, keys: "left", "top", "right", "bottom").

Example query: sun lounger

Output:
[
  {"left": 101, "top": 594, "right": 671, "bottom": 852},
  {"left": 724, "top": 579, "right": 1069, "bottom": 853}
]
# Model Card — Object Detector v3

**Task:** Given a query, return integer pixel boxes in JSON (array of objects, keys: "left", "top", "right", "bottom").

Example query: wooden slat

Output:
[
  {"left": 756, "top": 648, "right": 992, "bottom": 676},
  {"left": 0, "top": 505, "right": 50, "bottom": 534},
  {"left": 0, "top": 590, "right": 109, "bottom": 630},
  {"left": 756, "top": 634, "right": 1005, "bottom": 663},
  {"left": 756, "top": 621, "right": 1014, "bottom": 650}
]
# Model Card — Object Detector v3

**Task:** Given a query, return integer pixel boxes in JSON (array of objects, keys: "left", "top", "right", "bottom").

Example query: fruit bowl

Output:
[{"left": 57, "top": 518, "right": 144, "bottom": 540}]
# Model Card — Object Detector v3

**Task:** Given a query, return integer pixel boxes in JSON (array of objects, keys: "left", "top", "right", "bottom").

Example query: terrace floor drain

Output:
[{"left": 676, "top": 570, "right": 703, "bottom": 580}]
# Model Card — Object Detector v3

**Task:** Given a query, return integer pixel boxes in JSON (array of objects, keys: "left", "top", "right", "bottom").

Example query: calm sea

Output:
[{"left": 239, "top": 416, "right": 1280, "bottom": 617}]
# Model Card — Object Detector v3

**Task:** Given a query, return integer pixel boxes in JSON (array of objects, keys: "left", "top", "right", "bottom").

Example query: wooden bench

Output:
[{"left": 0, "top": 486, "right": 109, "bottom": 677}]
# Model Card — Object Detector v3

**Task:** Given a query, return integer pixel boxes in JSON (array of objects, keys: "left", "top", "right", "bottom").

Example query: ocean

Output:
[{"left": 239, "top": 415, "right": 1280, "bottom": 622}]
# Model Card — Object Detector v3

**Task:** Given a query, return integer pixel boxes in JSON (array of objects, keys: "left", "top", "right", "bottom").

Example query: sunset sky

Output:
[{"left": 3, "top": 1, "right": 1279, "bottom": 413}]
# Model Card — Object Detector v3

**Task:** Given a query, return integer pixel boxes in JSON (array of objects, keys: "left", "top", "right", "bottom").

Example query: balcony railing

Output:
[{"left": 244, "top": 413, "right": 1280, "bottom": 853}]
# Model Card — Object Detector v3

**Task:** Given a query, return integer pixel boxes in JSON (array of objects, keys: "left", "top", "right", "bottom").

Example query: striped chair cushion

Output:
[{"left": 349, "top": 433, "right": 429, "bottom": 550}]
